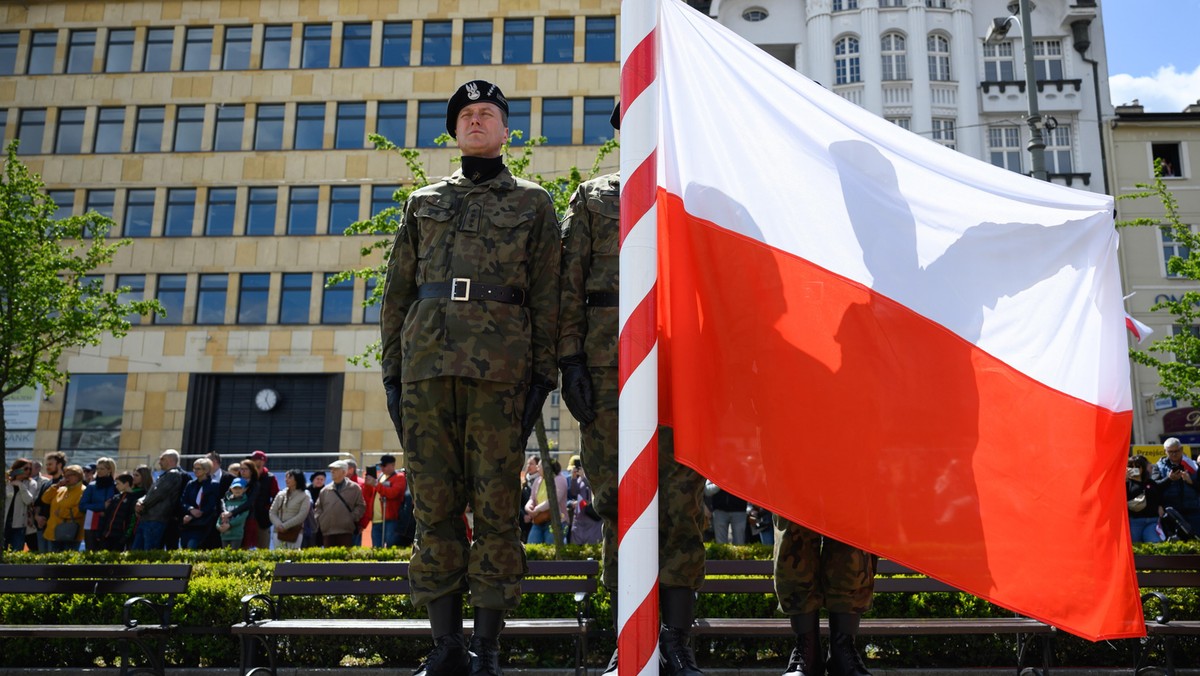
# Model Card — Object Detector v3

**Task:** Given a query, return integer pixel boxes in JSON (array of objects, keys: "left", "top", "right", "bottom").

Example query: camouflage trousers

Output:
[
  {"left": 401, "top": 376, "right": 527, "bottom": 610},
  {"left": 581, "top": 383, "right": 707, "bottom": 591},
  {"left": 773, "top": 516, "right": 877, "bottom": 615}
]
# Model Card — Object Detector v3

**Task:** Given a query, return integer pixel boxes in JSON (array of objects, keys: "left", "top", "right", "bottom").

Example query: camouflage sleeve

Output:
[
  {"left": 527, "top": 191, "right": 562, "bottom": 386},
  {"left": 380, "top": 195, "right": 420, "bottom": 380},
  {"left": 557, "top": 184, "right": 591, "bottom": 359}
]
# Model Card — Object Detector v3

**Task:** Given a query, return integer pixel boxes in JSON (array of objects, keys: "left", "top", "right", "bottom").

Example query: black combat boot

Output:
[
  {"left": 468, "top": 607, "right": 505, "bottom": 676},
  {"left": 414, "top": 595, "right": 469, "bottom": 676},
  {"left": 825, "top": 612, "right": 871, "bottom": 676},
  {"left": 783, "top": 612, "right": 824, "bottom": 676},
  {"left": 659, "top": 585, "right": 704, "bottom": 676},
  {"left": 602, "top": 599, "right": 618, "bottom": 674}
]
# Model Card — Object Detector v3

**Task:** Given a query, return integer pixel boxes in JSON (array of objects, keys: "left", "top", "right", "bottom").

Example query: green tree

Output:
[
  {"left": 1119, "top": 158, "right": 1200, "bottom": 404},
  {"left": 0, "top": 141, "right": 163, "bottom": 516}
]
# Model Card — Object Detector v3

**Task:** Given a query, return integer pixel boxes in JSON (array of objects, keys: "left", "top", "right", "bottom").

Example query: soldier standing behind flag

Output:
[
  {"left": 557, "top": 103, "right": 707, "bottom": 676},
  {"left": 381, "top": 79, "right": 560, "bottom": 676}
]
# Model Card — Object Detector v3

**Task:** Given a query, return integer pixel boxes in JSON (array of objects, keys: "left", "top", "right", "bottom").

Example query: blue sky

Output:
[{"left": 1102, "top": 0, "right": 1200, "bottom": 112}]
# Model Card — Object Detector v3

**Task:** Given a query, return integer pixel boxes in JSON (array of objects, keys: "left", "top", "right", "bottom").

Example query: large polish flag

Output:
[{"left": 652, "top": 0, "right": 1143, "bottom": 640}]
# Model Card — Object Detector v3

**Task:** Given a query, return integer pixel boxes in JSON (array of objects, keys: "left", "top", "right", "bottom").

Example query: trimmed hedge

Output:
[{"left": 0, "top": 542, "right": 1195, "bottom": 670}]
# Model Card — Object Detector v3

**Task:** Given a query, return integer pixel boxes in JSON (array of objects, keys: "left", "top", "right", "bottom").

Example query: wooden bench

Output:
[
  {"left": 0, "top": 563, "right": 192, "bottom": 676},
  {"left": 1133, "top": 554, "right": 1200, "bottom": 676},
  {"left": 231, "top": 558, "right": 600, "bottom": 676}
]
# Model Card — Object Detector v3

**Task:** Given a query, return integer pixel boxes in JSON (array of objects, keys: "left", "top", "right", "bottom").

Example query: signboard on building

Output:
[{"left": 3, "top": 384, "right": 42, "bottom": 451}]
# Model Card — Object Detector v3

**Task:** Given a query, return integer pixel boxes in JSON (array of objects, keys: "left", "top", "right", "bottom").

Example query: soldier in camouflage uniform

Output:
[
  {"left": 774, "top": 518, "right": 876, "bottom": 675},
  {"left": 381, "top": 79, "right": 560, "bottom": 676},
  {"left": 558, "top": 104, "right": 707, "bottom": 676}
]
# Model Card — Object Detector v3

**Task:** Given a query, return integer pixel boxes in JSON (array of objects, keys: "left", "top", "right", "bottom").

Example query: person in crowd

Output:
[
  {"left": 367, "top": 454, "right": 406, "bottom": 548},
  {"left": 1156, "top": 438, "right": 1200, "bottom": 533},
  {"left": 304, "top": 470, "right": 326, "bottom": 548},
  {"left": 23, "top": 460, "right": 43, "bottom": 552},
  {"left": 207, "top": 451, "right": 224, "bottom": 483},
  {"left": 133, "top": 449, "right": 187, "bottom": 550},
  {"left": 222, "top": 459, "right": 260, "bottom": 549},
  {"left": 96, "top": 473, "right": 138, "bottom": 551},
  {"left": 313, "top": 460, "right": 365, "bottom": 548},
  {"left": 42, "top": 464, "right": 86, "bottom": 552},
  {"left": 566, "top": 461, "right": 602, "bottom": 546},
  {"left": 217, "top": 479, "right": 252, "bottom": 548},
  {"left": 78, "top": 457, "right": 117, "bottom": 551},
  {"left": 343, "top": 459, "right": 370, "bottom": 546},
  {"left": 269, "top": 469, "right": 312, "bottom": 551},
  {"left": 4, "top": 458, "right": 38, "bottom": 551},
  {"left": 524, "top": 459, "right": 568, "bottom": 545},
  {"left": 380, "top": 78, "right": 561, "bottom": 676},
  {"left": 179, "top": 457, "right": 220, "bottom": 549},
  {"left": 1128, "top": 455, "right": 1165, "bottom": 543},
  {"left": 33, "top": 452, "right": 66, "bottom": 552},
  {"left": 246, "top": 450, "right": 279, "bottom": 549},
  {"left": 519, "top": 456, "right": 539, "bottom": 544},
  {"left": 706, "top": 481, "right": 748, "bottom": 545},
  {"left": 82, "top": 463, "right": 96, "bottom": 485},
  {"left": 748, "top": 504, "right": 775, "bottom": 546},
  {"left": 397, "top": 471, "right": 416, "bottom": 547}
]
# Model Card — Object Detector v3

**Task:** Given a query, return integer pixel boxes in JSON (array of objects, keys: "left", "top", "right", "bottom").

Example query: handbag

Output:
[
  {"left": 531, "top": 509, "right": 551, "bottom": 525},
  {"left": 54, "top": 520, "right": 80, "bottom": 541},
  {"left": 278, "top": 524, "right": 302, "bottom": 543},
  {"left": 1128, "top": 492, "right": 1148, "bottom": 513}
]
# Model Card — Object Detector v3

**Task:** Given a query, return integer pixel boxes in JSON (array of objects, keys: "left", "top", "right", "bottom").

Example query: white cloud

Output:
[{"left": 1110, "top": 64, "right": 1200, "bottom": 113}]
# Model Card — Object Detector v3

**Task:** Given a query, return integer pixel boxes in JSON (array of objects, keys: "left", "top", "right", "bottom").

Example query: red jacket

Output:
[{"left": 372, "top": 471, "right": 407, "bottom": 521}]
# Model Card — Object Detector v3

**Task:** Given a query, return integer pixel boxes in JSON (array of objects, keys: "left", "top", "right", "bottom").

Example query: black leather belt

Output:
[
  {"left": 418, "top": 279, "right": 526, "bottom": 305},
  {"left": 585, "top": 292, "right": 619, "bottom": 307}
]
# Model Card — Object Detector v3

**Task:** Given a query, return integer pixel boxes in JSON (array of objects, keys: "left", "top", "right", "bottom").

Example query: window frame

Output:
[
  {"left": 143, "top": 27, "right": 175, "bottom": 73},
  {"left": 66, "top": 29, "right": 97, "bottom": 74},
  {"left": 123, "top": 188, "right": 157, "bottom": 237},
  {"left": 196, "top": 273, "right": 229, "bottom": 324},
  {"left": 834, "top": 36, "right": 861, "bottom": 85},
  {"left": 173, "top": 105, "right": 206, "bottom": 152},
  {"left": 133, "top": 106, "right": 166, "bottom": 153},
  {"left": 154, "top": 274, "right": 188, "bottom": 325},
  {"left": 182, "top": 26, "right": 213, "bottom": 71},
  {"left": 502, "top": 18, "right": 532, "bottom": 64},
  {"left": 164, "top": 188, "right": 197, "bottom": 237}
]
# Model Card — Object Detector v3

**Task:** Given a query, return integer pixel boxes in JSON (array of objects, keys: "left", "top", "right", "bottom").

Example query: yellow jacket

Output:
[{"left": 42, "top": 482, "right": 85, "bottom": 542}]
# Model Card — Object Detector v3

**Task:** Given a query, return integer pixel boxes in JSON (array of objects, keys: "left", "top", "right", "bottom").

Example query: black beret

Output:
[
  {"left": 446, "top": 80, "right": 509, "bottom": 138},
  {"left": 611, "top": 100, "right": 620, "bottom": 130}
]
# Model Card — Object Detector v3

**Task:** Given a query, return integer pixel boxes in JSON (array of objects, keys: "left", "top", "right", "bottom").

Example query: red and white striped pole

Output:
[{"left": 618, "top": 1, "right": 660, "bottom": 674}]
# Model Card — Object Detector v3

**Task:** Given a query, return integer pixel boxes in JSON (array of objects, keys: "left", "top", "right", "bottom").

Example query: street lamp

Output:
[{"left": 984, "top": 0, "right": 1051, "bottom": 181}]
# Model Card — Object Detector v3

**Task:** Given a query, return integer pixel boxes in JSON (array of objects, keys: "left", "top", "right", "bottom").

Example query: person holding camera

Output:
[
  {"left": 1127, "top": 455, "right": 1165, "bottom": 543},
  {"left": 4, "top": 458, "right": 38, "bottom": 551},
  {"left": 1155, "top": 438, "right": 1200, "bottom": 536}
]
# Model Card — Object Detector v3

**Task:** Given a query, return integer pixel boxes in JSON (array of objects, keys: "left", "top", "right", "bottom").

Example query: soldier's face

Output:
[{"left": 455, "top": 102, "right": 507, "bottom": 158}]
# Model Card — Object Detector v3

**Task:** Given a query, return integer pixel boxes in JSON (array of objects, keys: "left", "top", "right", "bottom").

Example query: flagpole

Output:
[{"left": 618, "top": 0, "right": 660, "bottom": 674}]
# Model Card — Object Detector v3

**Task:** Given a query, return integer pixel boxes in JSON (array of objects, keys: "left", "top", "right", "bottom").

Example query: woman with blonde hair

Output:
[{"left": 78, "top": 457, "right": 117, "bottom": 551}]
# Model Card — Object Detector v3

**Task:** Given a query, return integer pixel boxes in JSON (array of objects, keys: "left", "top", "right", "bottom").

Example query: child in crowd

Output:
[
  {"left": 218, "top": 479, "right": 251, "bottom": 548},
  {"left": 96, "top": 473, "right": 137, "bottom": 551}
]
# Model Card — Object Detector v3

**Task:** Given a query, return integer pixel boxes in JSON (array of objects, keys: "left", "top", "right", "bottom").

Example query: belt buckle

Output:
[{"left": 451, "top": 278, "right": 471, "bottom": 301}]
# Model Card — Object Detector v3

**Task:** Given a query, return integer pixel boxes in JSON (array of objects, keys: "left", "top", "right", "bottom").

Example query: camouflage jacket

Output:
[
  {"left": 381, "top": 166, "right": 561, "bottom": 386},
  {"left": 558, "top": 173, "right": 619, "bottom": 368}
]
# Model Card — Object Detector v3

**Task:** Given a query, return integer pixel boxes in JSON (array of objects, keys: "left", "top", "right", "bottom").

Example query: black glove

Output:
[
  {"left": 558, "top": 353, "right": 596, "bottom": 427},
  {"left": 383, "top": 374, "right": 402, "bottom": 433},
  {"left": 521, "top": 376, "right": 556, "bottom": 443}
]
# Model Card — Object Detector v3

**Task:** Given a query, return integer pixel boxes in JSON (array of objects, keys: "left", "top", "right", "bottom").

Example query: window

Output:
[
  {"left": 417, "top": 100, "right": 443, "bottom": 147},
  {"left": 27, "top": 31, "right": 57, "bottom": 75},
  {"left": 246, "top": 187, "right": 277, "bottom": 235},
  {"left": 880, "top": 0, "right": 905, "bottom": 6},
  {"left": 931, "top": 117, "right": 956, "bottom": 149},
  {"left": 85, "top": 189, "right": 115, "bottom": 218},
  {"left": 254, "top": 103, "right": 284, "bottom": 150},
  {"left": 223, "top": 26, "right": 252, "bottom": 70},
  {"left": 213, "top": 104, "right": 244, "bottom": 151},
  {"left": 164, "top": 188, "right": 196, "bottom": 237},
  {"left": 237, "top": 273, "right": 270, "bottom": 324},
  {"left": 66, "top": 30, "right": 97, "bottom": 73},
  {"left": 363, "top": 277, "right": 381, "bottom": 324},
  {"left": 541, "top": 98, "right": 572, "bottom": 145},
  {"left": 94, "top": 107, "right": 125, "bottom": 153},
  {"left": 60, "top": 374, "right": 127, "bottom": 454},
  {"left": 287, "top": 186, "right": 319, "bottom": 235},
  {"left": 503, "top": 19, "right": 532, "bottom": 64},
  {"left": 294, "top": 103, "right": 326, "bottom": 150},
  {"left": 743, "top": 8, "right": 769, "bottom": 21},
  {"left": 381, "top": 22, "right": 412, "bottom": 67},
  {"left": 544, "top": 18, "right": 574, "bottom": 63},
  {"left": 182, "top": 27, "right": 212, "bottom": 71},
  {"left": 583, "top": 97, "right": 615, "bottom": 144},
  {"left": 154, "top": 274, "right": 187, "bottom": 325},
  {"left": 105, "top": 29, "right": 134, "bottom": 72},
  {"left": 834, "top": 36, "right": 860, "bottom": 85},
  {"left": 17, "top": 109, "right": 46, "bottom": 155},
  {"left": 1045, "top": 124, "right": 1073, "bottom": 174},
  {"left": 926, "top": 0, "right": 948, "bottom": 7},
  {"left": 342, "top": 23, "right": 372, "bottom": 68},
  {"left": 143, "top": 28, "right": 174, "bottom": 72},
  {"left": 335, "top": 102, "right": 366, "bottom": 149},
  {"left": 832, "top": 0, "right": 858, "bottom": 10},
  {"left": 48, "top": 190, "right": 75, "bottom": 221},
  {"left": 1161, "top": 226, "right": 1193, "bottom": 278},
  {"left": 421, "top": 21, "right": 451, "bottom": 66},
  {"left": 988, "top": 125, "right": 1022, "bottom": 173},
  {"left": 262, "top": 25, "right": 292, "bottom": 69},
  {"left": 928, "top": 34, "right": 951, "bottom": 81},
  {"left": 1034, "top": 40, "right": 1063, "bottom": 80},
  {"left": 371, "top": 185, "right": 399, "bottom": 218},
  {"left": 134, "top": 106, "right": 165, "bottom": 152},
  {"left": 1152, "top": 142, "right": 1183, "bottom": 178},
  {"left": 280, "top": 273, "right": 312, "bottom": 324},
  {"left": 0, "top": 32, "right": 18, "bottom": 75},
  {"left": 322, "top": 273, "right": 353, "bottom": 324},
  {"left": 196, "top": 274, "right": 228, "bottom": 324},
  {"left": 116, "top": 274, "right": 146, "bottom": 324},
  {"left": 585, "top": 17, "right": 616, "bottom": 62},
  {"left": 173, "top": 105, "right": 205, "bottom": 151},
  {"left": 463, "top": 20, "right": 493, "bottom": 65},
  {"left": 205, "top": 187, "right": 237, "bottom": 236},
  {"left": 507, "top": 99, "right": 531, "bottom": 146},
  {"left": 54, "top": 108, "right": 86, "bottom": 154},
  {"left": 983, "top": 41, "right": 1016, "bottom": 81},
  {"left": 376, "top": 102, "right": 407, "bottom": 146},
  {"left": 886, "top": 117, "right": 911, "bottom": 130},
  {"left": 123, "top": 189, "right": 156, "bottom": 237},
  {"left": 301, "top": 24, "right": 331, "bottom": 68},
  {"left": 329, "top": 186, "right": 360, "bottom": 235},
  {"left": 881, "top": 33, "right": 906, "bottom": 81}
]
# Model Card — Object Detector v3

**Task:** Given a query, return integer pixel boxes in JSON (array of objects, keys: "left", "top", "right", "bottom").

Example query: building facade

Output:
[{"left": 2, "top": 0, "right": 616, "bottom": 469}]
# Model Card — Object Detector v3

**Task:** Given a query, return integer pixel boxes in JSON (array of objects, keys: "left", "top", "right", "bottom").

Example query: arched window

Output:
[
  {"left": 742, "top": 7, "right": 769, "bottom": 21},
  {"left": 927, "top": 34, "right": 951, "bottom": 81},
  {"left": 834, "top": 36, "right": 861, "bottom": 85},
  {"left": 881, "top": 33, "right": 907, "bottom": 80}
]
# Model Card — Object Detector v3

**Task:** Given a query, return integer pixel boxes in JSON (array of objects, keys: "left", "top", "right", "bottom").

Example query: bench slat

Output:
[
  {"left": 693, "top": 617, "right": 1053, "bottom": 636},
  {"left": 232, "top": 618, "right": 590, "bottom": 636}
]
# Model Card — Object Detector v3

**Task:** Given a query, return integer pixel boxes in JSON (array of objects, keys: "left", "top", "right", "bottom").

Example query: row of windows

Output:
[
  {"left": 985, "top": 123, "right": 1075, "bottom": 175},
  {"left": 833, "top": 0, "right": 950, "bottom": 10},
  {"left": 0, "top": 17, "right": 616, "bottom": 76},
  {"left": 832, "top": 34, "right": 1065, "bottom": 86},
  {"left": 5, "top": 96, "right": 616, "bottom": 155},
  {"left": 982, "top": 40, "right": 1065, "bottom": 81},
  {"left": 49, "top": 184, "right": 401, "bottom": 238}
]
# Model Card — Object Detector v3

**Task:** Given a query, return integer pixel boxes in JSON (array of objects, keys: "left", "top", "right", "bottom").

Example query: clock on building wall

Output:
[{"left": 254, "top": 388, "right": 280, "bottom": 412}]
